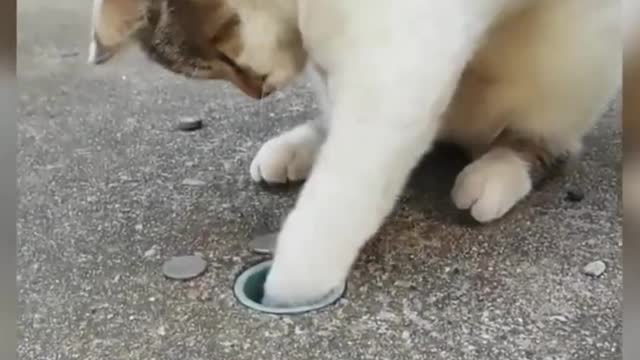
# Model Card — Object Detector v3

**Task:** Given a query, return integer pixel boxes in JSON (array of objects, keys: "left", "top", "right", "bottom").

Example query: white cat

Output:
[{"left": 90, "top": 0, "right": 621, "bottom": 307}]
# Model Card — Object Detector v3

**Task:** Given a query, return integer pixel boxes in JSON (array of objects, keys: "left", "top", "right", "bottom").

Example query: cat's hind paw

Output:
[{"left": 451, "top": 148, "right": 532, "bottom": 223}]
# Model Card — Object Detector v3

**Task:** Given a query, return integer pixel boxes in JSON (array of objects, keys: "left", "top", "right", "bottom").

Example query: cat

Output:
[{"left": 89, "top": 0, "right": 622, "bottom": 307}]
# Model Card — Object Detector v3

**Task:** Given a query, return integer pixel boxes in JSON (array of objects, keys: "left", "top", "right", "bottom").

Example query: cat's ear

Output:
[{"left": 88, "top": 0, "right": 147, "bottom": 64}]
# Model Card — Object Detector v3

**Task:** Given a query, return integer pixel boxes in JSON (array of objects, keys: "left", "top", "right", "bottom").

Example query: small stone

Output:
[
  {"left": 566, "top": 189, "right": 585, "bottom": 202},
  {"left": 583, "top": 260, "right": 606, "bottom": 277},
  {"left": 156, "top": 326, "right": 166, "bottom": 336},
  {"left": 163, "top": 255, "right": 208, "bottom": 280},
  {"left": 445, "top": 266, "right": 461, "bottom": 275},
  {"left": 181, "top": 178, "right": 206, "bottom": 186},
  {"left": 60, "top": 50, "right": 80, "bottom": 58},
  {"left": 176, "top": 116, "right": 203, "bottom": 132},
  {"left": 135, "top": 224, "right": 143, "bottom": 231},
  {"left": 394, "top": 280, "right": 414, "bottom": 288},
  {"left": 248, "top": 232, "right": 278, "bottom": 254},
  {"left": 144, "top": 246, "right": 158, "bottom": 258},
  {"left": 89, "top": 303, "right": 109, "bottom": 313},
  {"left": 550, "top": 315, "right": 568, "bottom": 322}
]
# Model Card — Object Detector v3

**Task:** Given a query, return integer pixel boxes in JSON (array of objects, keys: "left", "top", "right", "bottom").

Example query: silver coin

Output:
[
  {"left": 176, "top": 116, "right": 203, "bottom": 131},
  {"left": 162, "top": 255, "right": 207, "bottom": 280},
  {"left": 249, "top": 232, "right": 278, "bottom": 254}
]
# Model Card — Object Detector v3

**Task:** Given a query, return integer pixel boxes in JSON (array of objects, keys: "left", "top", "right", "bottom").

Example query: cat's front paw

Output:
[
  {"left": 261, "top": 274, "right": 338, "bottom": 308},
  {"left": 250, "top": 124, "right": 323, "bottom": 184},
  {"left": 262, "top": 261, "right": 344, "bottom": 308},
  {"left": 451, "top": 148, "right": 532, "bottom": 223},
  {"left": 261, "top": 211, "right": 349, "bottom": 308}
]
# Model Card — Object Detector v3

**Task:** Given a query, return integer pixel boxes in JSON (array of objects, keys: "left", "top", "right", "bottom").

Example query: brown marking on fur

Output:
[
  {"left": 94, "top": 0, "right": 147, "bottom": 48},
  {"left": 442, "top": 66, "right": 511, "bottom": 151},
  {"left": 490, "top": 129, "right": 568, "bottom": 188},
  {"left": 94, "top": 0, "right": 268, "bottom": 99}
]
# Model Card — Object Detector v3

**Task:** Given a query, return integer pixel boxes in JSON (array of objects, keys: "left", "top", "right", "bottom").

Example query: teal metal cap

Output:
[{"left": 233, "top": 260, "right": 346, "bottom": 315}]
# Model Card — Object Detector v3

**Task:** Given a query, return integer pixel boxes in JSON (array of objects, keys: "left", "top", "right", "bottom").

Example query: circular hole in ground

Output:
[{"left": 233, "top": 260, "right": 346, "bottom": 315}]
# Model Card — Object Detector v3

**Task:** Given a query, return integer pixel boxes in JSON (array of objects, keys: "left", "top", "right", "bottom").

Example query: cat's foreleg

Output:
[{"left": 262, "top": 54, "right": 475, "bottom": 307}]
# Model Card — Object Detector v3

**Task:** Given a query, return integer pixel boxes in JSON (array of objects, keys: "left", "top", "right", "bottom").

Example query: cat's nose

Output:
[
  {"left": 261, "top": 85, "right": 275, "bottom": 98},
  {"left": 237, "top": 75, "right": 271, "bottom": 99},
  {"left": 251, "top": 85, "right": 274, "bottom": 99}
]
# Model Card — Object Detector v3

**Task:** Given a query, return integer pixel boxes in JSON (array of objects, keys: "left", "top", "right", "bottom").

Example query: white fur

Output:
[
  {"left": 250, "top": 65, "right": 329, "bottom": 183},
  {"left": 250, "top": 121, "right": 324, "bottom": 183},
  {"left": 451, "top": 148, "right": 532, "bottom": 223},
  {"left": 232, "top": 0, "right": 621, "bottom": 306},
  {"left": 88, "top": 0, "right": 104, "bottom": 63}
]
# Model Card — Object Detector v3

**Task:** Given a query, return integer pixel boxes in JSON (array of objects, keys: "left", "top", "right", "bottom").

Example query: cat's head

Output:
[{"left": 89, "top": 0, "right": 307, "bottom": 99}]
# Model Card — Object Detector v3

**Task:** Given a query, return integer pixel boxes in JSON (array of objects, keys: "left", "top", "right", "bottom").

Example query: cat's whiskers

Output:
[
  {"left": 258, "top": 84, "right": 266, "bottom": 123},
  {"left": 190, "top": 62, "right": 201, "bottom": 78}
]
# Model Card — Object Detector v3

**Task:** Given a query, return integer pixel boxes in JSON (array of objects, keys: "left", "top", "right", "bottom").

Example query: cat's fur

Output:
[{"left": 90, "top": 0, "right": 621, "bottom": 306}]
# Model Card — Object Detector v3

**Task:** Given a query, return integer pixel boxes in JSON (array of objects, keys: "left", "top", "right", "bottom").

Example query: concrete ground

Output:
[{"left": 17, "top": 1, "right": 622, "bottom": 359}]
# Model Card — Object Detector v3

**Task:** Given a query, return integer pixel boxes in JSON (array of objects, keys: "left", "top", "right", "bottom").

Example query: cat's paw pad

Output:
[
  {"left": 250, "top": 129, "right": 320, "bottom": 184},
  {"left": 451, "top": 150, "right": 532, "bottom": 223}
]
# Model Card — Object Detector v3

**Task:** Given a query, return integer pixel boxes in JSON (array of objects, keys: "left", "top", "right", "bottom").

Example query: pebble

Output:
[
  {"left": 176, "top": 116, "right": 203, "bottom": 131},
  {"left": 394, "top": 280, "right": 414, "bottom": 288},
  {"left": 156, "top": 326, "right": 166, "bottom": 336},
  {"left": 162, "top": 255, "right": 208, "bottom": 280},
  {"left": 583, "top": 260, "right": 606, "bottom": 277},
  {"left": 248, "top": 232, "right": 278, "bottom": 254},
  {"left": 60, "top": 50, "right": 80, "bottom": 58},
  {"left": 181, "top": 178, "right": 206, "bottom": 186},
  {"left": 566, "top": 189, "right": 585, "bottom": 202},
  {"left": 550, "top": 315, "right": 568, "bottom": 322},
  {"left": 144, "top": 246, "right": 159, "bottom": 258}
]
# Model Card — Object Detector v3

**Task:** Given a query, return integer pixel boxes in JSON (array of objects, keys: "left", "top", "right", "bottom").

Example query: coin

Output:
[
  {"left": 162, "top": 255, "right": 207, "bottom": 280},
  {"left": 249, "top": 232, "right": 278, "bottom": 254},
  {"left": 176, "top": 116, "right": 203, "bottom": 132}
]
